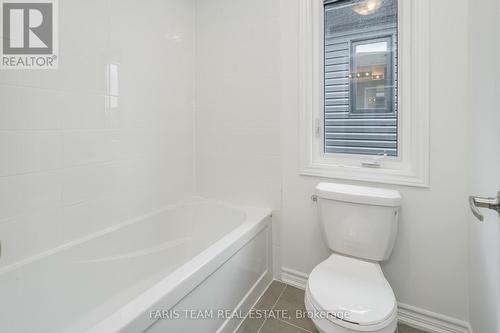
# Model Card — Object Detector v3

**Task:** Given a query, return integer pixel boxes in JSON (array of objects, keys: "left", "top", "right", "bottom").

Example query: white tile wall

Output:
[
  {"left": 194, "top": 0, "right": 282, "bottom": 276},
  {"left": 0, "top": 0, "right": 196, "bottom": 268}
]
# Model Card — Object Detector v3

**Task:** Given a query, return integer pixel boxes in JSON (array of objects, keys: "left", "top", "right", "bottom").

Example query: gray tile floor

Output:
[{"left": 236, "top": 281, "right": 428, "bottom": 333}]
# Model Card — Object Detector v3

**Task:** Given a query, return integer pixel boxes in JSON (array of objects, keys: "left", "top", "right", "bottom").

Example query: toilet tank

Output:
[{"left": 316, "top": 183, "right": 402, "bottom": 261}]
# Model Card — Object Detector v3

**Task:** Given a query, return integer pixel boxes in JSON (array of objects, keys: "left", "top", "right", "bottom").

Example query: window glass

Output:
[{"left": 324, "top": 0, "right": 398, "bottom": 156}]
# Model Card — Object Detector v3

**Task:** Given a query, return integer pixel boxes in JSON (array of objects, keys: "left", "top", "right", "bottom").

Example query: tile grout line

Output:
[
  {"left": 272, "top": 284, "right": 315, "bottom": 333},
  {"left": 276, "top": 318, "right": 313, "bottom": 333},
  {"left": 257, "top": 283, "right": 288, "bottom": 333},
  {"left": 270, "top": 284, "right": 288, "bottom": 311}
]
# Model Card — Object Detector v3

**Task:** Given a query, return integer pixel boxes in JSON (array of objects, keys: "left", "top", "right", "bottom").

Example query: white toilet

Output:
[{"left": 305, "top": 183, "right": 402, "bottom": 333}]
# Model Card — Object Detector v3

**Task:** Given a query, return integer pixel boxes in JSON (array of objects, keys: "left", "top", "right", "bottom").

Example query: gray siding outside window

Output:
[{"left": 324, "top": 0, "right": 398, "bottom": 156}]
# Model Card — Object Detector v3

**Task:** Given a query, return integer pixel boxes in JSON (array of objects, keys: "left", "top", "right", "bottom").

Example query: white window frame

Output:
[{"left": 299, "top": 0, "right": 430, "bottom": 187}]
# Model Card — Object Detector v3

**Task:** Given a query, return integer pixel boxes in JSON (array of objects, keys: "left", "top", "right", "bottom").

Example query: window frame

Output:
[
  {"left": 299, "top": 0, "right": 430, "bottom": 187},
  {"left": 349, "top": 35, "right": 396, "bottom": 115}
]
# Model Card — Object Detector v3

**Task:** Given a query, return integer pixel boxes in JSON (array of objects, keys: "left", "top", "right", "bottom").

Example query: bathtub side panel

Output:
[{"left": 144, "top": 225, "right": 272, "bottom": 333}]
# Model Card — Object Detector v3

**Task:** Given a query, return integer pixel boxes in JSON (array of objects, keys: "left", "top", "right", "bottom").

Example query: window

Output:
[
  {"left": 299, "top": 0, "right": 430, "bottom": 187},
  {"left": 325, "top": 0, "right": 398, "bottom": 157}
]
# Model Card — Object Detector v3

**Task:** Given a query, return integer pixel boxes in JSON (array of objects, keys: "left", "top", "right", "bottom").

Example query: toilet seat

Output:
[{"left": 306, "top": 253, "right": 397, "bottom": 332}]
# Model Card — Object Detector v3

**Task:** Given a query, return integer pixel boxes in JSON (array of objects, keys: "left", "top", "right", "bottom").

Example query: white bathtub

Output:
[{"left": 0, "top": 199, "right": 273, "bottom": 333}]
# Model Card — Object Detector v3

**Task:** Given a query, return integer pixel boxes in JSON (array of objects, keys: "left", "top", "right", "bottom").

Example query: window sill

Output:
[{"left": 300, "top": 163, "right": 429, "bottom": 188}]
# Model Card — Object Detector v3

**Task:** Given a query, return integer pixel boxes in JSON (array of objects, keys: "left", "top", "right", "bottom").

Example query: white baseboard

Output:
[
  {"left": 281, "top": 267, "right": 308, "bottom": 290},
  {"left": 398, "top": 303, "right": 470, "bottom": 333},
  {"left": 280, "top": 267, "right": 471, "bottom": 333}
]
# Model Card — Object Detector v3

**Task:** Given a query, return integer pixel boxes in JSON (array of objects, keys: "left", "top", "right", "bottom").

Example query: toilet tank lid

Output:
[{"left": 316, "top": 183, "right": 402, "bottom": 207}]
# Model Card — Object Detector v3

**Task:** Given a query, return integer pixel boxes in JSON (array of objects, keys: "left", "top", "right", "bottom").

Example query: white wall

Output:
[
  {"left": 195, "top": 0, "right": 470, "bottom": 322},
  {"left": 0, "top": 0, "right": 196, "bottom": 268},
  {"left": 468, "top": 0, "right": 500, "bottom": 332},
  {"left": 195, "top": 0, "right": 282, "bottom": 273},
  {"left": 279, "top": 0, "right": 470, "bottom": 322}
]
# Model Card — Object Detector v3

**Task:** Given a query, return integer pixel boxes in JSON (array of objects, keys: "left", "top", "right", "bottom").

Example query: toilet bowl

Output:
[
  {"left": 305, "top": 254, "right": 398, "bottom": 333},
  {"left": 308, "top": 183, "right": 402, "bottom": 333}
]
